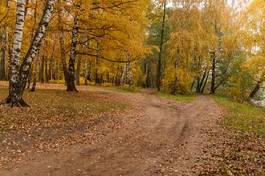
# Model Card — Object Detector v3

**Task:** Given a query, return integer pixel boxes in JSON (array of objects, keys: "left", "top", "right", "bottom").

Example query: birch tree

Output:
[
  {"left": 5, "top": 0, "right": 27, "bottom": 106},
  {"left": 2, "top": 0, "right": 55, "bottom": 107}
]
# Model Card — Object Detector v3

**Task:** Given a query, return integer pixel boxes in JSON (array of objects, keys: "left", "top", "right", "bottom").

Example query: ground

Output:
[{"left": 0, "top": 83, "right": 264, "bottom": 176}]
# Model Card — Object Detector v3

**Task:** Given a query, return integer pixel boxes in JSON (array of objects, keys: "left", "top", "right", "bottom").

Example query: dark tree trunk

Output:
[
  {"left": 171, "top": 77, "right": 178, "bottom": 95},
  {"left": 58, "top": 0, "right": 69, "bottom": 86},
  {"left": 40, "top": 56, "right": 45, "bottom": 83},
  {"left": 0, "top": 47, "right": 6, "bottom": 80},
  {"left": 157, "top": 0, "right": 167, "bottom": 92},
  {"left": 196, "top": 69, "right": 208, "bottom": 93},
  {"left": 249, "top": 82, "right": 261, "bottom": 99},
  {"left": 201, "top": 70, "right": 209, "bottom": 93},
  {"left": 66, "top": 14, "right": 78, "bottom": 92},
  {"left": 210, "top": 54, "right": 216, "bottom": 94},
  {"left": 76, "top": 57, "right": 81, "bottom": 85},
  {"left": 84, "top": 59, "right": 88, "bottom": 85},
  {"left": 30, "top": 58, "right": 38, "bottom": 92},
  {"left": 26, "top": 66, "right": 32, "bottom": 89},
  {"left": 44, "top": 59, "right": 49, "bottom": 83},
  {"left": 145, "top": 62, "right": 151, "bottom": 88},
  {"left": 0, "top": 29, "right": 7, "bottom": 80}
]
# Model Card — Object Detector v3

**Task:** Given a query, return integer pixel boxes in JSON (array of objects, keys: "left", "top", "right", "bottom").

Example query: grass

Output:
[
  {"left": 213, "top": 96, "right": 265, "bottom": 136},
  {"left": 0, "top": 88, "right": 127, "bottom": 133},
  {"left": 109, "top": 86, "right": 196, "bottom": 103},
  {"left": 157, "top": 92, "right": 195, "bottom": 103},
  {"left": 109, "top": 85, "right": 141, "bottom": 93}
]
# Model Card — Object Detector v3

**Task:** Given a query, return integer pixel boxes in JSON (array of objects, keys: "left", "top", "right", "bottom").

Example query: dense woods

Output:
[{"left": 0, "top": 0, "right": 264, "bottom": 106}]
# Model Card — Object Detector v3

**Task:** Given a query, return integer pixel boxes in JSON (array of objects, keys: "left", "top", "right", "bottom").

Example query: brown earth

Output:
[{"left": 0, "top": 87, "right": 221, "bottom": 176}]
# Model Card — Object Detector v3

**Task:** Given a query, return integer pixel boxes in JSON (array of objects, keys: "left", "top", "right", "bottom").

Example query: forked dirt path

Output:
[{"left": 0, "top": 92, "right": 221, "bottom": 176}]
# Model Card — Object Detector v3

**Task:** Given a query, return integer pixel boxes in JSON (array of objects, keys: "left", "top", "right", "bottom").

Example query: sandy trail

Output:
[{"left": 0, "top": 91, "right": 221, "bottom": 176}]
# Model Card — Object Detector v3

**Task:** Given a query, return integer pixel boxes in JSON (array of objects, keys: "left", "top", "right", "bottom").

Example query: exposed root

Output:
[
  {"left": 0, "top": 96, "right": 30, "bottom": 108},
  {"left": 66, "top": 87, "right": 79, "bottom": 92}
]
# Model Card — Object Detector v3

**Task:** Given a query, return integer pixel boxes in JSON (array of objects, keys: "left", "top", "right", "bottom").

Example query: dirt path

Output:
[{"left": 0, "top": 93, "right": 221, "bottom": 176}]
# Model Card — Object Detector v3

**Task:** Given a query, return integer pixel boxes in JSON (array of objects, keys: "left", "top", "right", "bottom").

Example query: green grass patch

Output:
[
  {"left": 109, "top": 85, "right": 141, "bottom": 93},
  {"left": 213, "top": 96, "right": 265, "bottom": 136},
  {"left": 157, "top": 92, "right": 195, "bottom": 103}
]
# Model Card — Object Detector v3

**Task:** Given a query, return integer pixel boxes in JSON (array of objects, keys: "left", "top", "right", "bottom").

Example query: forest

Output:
[
  {"left": 0, "top": 0, "right": 265, "bottom": 175},
  {"left": 0, "top": 0, "right": 264, "bottom": 106}
]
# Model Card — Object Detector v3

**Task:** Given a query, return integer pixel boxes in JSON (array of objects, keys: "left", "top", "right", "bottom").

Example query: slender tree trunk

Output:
[
  {"left": 94, "top": 43, "right": 100, "bottom": 85},
  {"left": 196, "top": 69, "right": 208, "bottom": 93},
  {"left": 67, "top": 14, "right": 79, "bottom": 91},
  {"left": 30, "top": 58, "right": 38, "bottom": 92},
  {"left": 44, "top": 59, "right": 49, "bottom": 83},
  {"left": 19, "top": 0, "right": 55, "bottom": 92},
  {"left": 26, "top": 66, "right": 32, "bottom": 89},
  {"left": 171, "top": 77, "right": 178, "bottom": 95},
  {"left": 145, "top": 62, "right": 151, "bottom": 88},
  {"left": 157, "top": 0, "right": 167, "bottom": 92},
  {"left": 84, "top": 59, "right": 88, "bottom": 85},
  {"left": 249, "top": 82, "right": 261, "bottom": 99},
  {"left": 201, "top": 70, "right": 209, "bottom": 93},
  {"left": 210, "top": 54, "right": 216, "bottom": 94},
  {"left": 58, "top": 30, "right": 68, "bottom": 83},
  {"left": 0, "top": 28, "right": 8, "bottom": 80},
  {"left": 76, "top": 57, "right": 81, "bottom": 85},
  {"left": 121, "top": 63, "right": 128, "bottom": 85},
  {"left": 39, "top": 56, "right": 44, "bottom": 83},
  {"left": 58, "top": 1, "right": 69, "bottom": 85}
]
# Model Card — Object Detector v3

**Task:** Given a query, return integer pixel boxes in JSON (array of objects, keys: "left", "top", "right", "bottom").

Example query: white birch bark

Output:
[
  {"left": 19, "top": 0, "right": 56, "bottom": 93},
  {"left": 3, "top": 0, "right": 56, "bottom": 106},
  {"left": 8, "top": 0, "right": 26, "bottom": 104}
]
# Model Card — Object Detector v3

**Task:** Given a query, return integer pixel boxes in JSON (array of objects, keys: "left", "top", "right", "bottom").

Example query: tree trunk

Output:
[
  {"left": 201, "top": 70, "right": 209, "bottom": 93},
  {"left": 145, "top": 62, "right": 151, "bottom": 88},
  {"left": 76, "top": 57, "right": 81, "bottom": 85},
  {"left": 84, "top": 59, "right": 88, "bottom": 85},
  {"left": 19, "top": 0, "right": 55, "bottom": 93},
  {"left": 44, "top": 59, "right": 49, "bottom": 83},
  {"left": 26, "top": 66, "right": 32, "bottom": 89},
  {"left": 210, "top": 54, "right": 216, "bottom": 94},
  {"left": 39, "top": 56, "right": 45, "bottom": 83},
  {"left": 0, "top": 28, "right": 8, "bottom": 80},
  {"left": 2, "top": 0, "right": 55, "bottom": 107},
  {"left": 120, "top": 63, "right": 128, "bottom": 85},
  {"left": 30, "top": 58, "right": 38, "bottom": 92},
  {"left": 249, "top": 82, "right": 261, "bottom": 99},
  {"left": 171, "top": 77, "right": 178, "bottom": 95},
  {"left": 67, "top": 14, "right": 79, "bottom": 92},
  {"left": 3, "top": 0, "right": 27, "bottom": 107},
  {"left": 157, "top": 0, "right": 167, "bottom": 92},
  {"left": 58, "top": 1, "right": 69, "bottom": 85},
  {"left": 94, "top": 43, "right": 100, "bottom": 85}
]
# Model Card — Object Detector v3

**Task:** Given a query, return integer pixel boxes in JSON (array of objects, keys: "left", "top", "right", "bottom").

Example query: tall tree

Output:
[
  {"left": 2, "top": 0, "right": 56, "bottom": 107},
  {"left": 157, "top": 0, "right": 167, "bottom": 91}
]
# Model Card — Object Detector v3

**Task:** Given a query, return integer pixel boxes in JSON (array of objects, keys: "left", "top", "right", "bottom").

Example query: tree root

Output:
[
  {"left": 66, "top": 86, "right": 79, "bottom": 92},
  {"left": 0, "top": 96, "right": 30, "bottom": 108}
]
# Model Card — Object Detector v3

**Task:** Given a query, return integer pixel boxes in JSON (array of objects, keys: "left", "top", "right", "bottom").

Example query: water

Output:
[{"left": 252, "top": 89, "right": 265, "bottom": 107}]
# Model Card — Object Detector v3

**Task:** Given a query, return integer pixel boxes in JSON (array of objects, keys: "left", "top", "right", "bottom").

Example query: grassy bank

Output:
[{"left": 213, "top": 96, "right": 265, "bottom": 136}]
